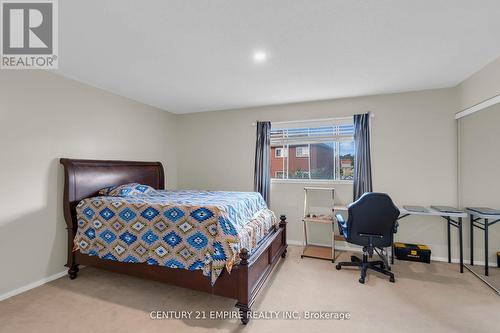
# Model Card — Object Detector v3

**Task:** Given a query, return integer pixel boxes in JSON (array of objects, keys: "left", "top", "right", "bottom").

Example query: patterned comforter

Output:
[{"left": 74, "top": 190, "right": 277, "bottom": 284}]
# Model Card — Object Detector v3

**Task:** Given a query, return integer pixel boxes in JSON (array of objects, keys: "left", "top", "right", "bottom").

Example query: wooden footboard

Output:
[
  {"left": 234, "top": 215, "right": 288, "bottom": 324},
  {"left": 70, "top": 215, "right": 287, "bottom": 325}
]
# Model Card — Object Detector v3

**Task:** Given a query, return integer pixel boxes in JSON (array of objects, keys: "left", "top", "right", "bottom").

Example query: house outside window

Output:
[
  {"left": 295, "top": 146, "right": 310, "bottom": 157},
  {"left": 275, "top": 171, "right": 285, "bottom": 179},
  {"left": 270, "top": 119, "right": 355, "bottom": 181},
  {"left": 275, "top": 147, "right": 288, "bottom": 158}
]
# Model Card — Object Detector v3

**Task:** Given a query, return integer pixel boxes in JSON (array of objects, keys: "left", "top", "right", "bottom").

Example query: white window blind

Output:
[{"left": 271, "top": 119, "right": 354, "bottom": 146}]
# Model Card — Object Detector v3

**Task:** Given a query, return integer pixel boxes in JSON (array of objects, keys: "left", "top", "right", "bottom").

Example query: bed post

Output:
[
  {"left": 66, "top": 222, "right": 79, "bottom": 279},
  {"left": 60, "top": 159, "right": 79, "bottom": 279},
  {"left": 280, "top": 215, "right": 288, "bottom": 258},
  {"left": 235, "top": 248, "right": 250, "bottom": 325}
]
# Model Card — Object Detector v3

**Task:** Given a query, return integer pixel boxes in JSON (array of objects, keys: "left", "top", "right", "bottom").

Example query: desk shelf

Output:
[
  {"left": 303, "top": 217, "right": 333, "bottom": 224},
  {"left": 302, "top": 245, "right": 333, "bottom": 261}
]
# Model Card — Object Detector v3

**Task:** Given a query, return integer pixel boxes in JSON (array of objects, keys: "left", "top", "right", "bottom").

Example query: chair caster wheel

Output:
[
  {"left": 359, "top": 278, "right": 365, "bottom": 284},
  {"left": 389, "top": 276, "right": 395, "bottom": 283},
  {"left": 335, "top": 264, "right": 341, "bottom": 270}
]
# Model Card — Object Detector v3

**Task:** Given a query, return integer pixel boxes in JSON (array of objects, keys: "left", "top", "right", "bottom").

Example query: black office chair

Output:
[{"left": 335, "top": 192, "right": 400, "bottom": 284}]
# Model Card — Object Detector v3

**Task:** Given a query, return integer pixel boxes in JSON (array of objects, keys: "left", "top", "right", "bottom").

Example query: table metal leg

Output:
[
  {"left": 470, "top": 214, "right": 474, "bottom": 266},
  {"left": 301, "top": 220, "right": 309, "bottom": 259},
  {"left": 331, "top": 224, "right": 335, "bottom": 263},
  {"left": 485, "top": 218, "right": 489, "bottom": 276},
  {"left": 459, "top": 217, "right": 463, "bottom": 273},
  {"left": 447, "top": 217, "right": 451, "bottom": 263},
  {"left": 303, "top": 220, "right": 308, "bottom": 247}
]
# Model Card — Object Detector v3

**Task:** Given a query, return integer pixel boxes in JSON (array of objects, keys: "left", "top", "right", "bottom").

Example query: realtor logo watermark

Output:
[{"left": 1, "top": 0, "right": 58, "bottom": 69}]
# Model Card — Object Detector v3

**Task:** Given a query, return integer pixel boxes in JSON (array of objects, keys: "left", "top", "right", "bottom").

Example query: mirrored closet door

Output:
[{"left": 458, "top": 102, "right": 500, "bottom": 294}]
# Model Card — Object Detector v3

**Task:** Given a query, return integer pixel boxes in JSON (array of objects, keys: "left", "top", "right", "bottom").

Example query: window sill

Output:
[{"left": 270, "top": 179, "right": 354, "bottom": 185}]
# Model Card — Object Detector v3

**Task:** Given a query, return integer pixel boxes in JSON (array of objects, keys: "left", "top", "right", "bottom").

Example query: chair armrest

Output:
[
  {"left": 393, "top": 221, "right": 399, "bottom": 234},
  {"left": 336, "top": 214, "right": 348, "bottom": 239}
]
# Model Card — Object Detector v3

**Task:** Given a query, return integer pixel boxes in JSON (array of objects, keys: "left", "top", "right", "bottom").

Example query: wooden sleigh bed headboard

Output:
[
  {"left": 59, "top": 158, "right": 165, "bottom": 261},
  {"left": 60, "top": 158, "right": 164, "bottom": 204}
]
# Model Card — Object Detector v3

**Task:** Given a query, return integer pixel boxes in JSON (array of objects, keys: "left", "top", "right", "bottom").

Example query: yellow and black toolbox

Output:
[{"left": 394, "top": 242, "right": 431, "bottom": 264}]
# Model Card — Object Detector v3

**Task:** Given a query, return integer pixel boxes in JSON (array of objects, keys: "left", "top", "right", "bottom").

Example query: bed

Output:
[{"left": 60, "top": 158, "right": 287, "bottom": 324}]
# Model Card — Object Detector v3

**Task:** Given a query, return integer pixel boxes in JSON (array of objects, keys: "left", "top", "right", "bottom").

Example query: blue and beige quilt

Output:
[{"left": 74, "top": 190, "right": 277, "bottom": 284}]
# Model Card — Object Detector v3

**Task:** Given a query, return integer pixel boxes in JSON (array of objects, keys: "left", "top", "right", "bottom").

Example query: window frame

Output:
[
  {"left": 295, "top": 145, "right": 310, "bottom": 158},
  {"left": 275, "top": 147, "right": 287, "bottom": 158},
  {"left": 275, "top": 171, "right": 285, "bottom": 179},
  {"left": 270, "top": 119, "right": 355, "bottom": 184}
]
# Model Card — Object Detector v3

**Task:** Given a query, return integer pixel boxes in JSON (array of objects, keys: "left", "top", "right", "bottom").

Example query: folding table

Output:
[{"left": 392, "top": 205, "right": 466, "bottom": 273}]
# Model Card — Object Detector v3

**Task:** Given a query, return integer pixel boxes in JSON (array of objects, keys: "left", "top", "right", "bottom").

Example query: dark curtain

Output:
[
  {"left": 353, "top": 113, "right": 373, "bottom": 201},
  {"left": 254, "top": 121, "right": 271, "bottom": 205}
]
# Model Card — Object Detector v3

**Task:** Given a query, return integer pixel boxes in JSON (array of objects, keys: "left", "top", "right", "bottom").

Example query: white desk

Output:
[
  {"left": 395, "top": 206, "right": 466, "bottom": 273},
  {"left": 333, "top": 204, "right": 466, "bottom": 273},
  {"left": 399, "top": 207, "right": 467, "bottom": 219}
]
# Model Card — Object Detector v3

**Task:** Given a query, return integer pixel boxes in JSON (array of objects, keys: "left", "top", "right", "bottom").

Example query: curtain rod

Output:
[{"left": 251, "top": 113, "right": 374, "bottom": 126}]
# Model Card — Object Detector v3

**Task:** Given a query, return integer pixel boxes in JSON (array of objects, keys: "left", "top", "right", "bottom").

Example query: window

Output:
[
  {"left": 270, "top": 119, "right": 354, "bottom": 181},
  {"left": 275, "top": 147, "right": 288, "bottom": 158},
  {"left": 295, "top": 146, "right": 309, "bottom": 157},
  {"left": 275, "top": 171, "right": 285, "bottom": 179}
]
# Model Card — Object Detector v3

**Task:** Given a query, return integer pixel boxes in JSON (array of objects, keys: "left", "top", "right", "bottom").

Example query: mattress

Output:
[{"left": 74, "top": 190, "right": 277, "bottom": 284}]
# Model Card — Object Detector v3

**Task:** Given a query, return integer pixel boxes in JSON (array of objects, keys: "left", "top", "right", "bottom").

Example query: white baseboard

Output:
[
  {"left": 287, "top": 240, "right": 498, "bottom": 267},
  {"left": 0, "top": 270, "right": 67, "bottom": 302}
]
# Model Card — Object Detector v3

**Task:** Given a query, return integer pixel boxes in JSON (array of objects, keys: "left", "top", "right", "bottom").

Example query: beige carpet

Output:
[{"left": 1, "top": 246, "right": 499, "bottom": 333}]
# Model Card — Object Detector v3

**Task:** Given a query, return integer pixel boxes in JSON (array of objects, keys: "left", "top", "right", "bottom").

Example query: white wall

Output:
[
  {"left": 177, "top": 88, "right": 460, "bottom": 258},
  {"left": 0, "top": 70, "right": 178, "bottom": 296},
  {"left": 457, "top": 56, "right": 500, "bottom": 110}
]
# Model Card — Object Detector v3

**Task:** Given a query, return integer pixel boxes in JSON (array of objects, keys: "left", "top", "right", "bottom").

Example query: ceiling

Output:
[{"left": 57, "top": 0, "right": 500, "bottom": 114}]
